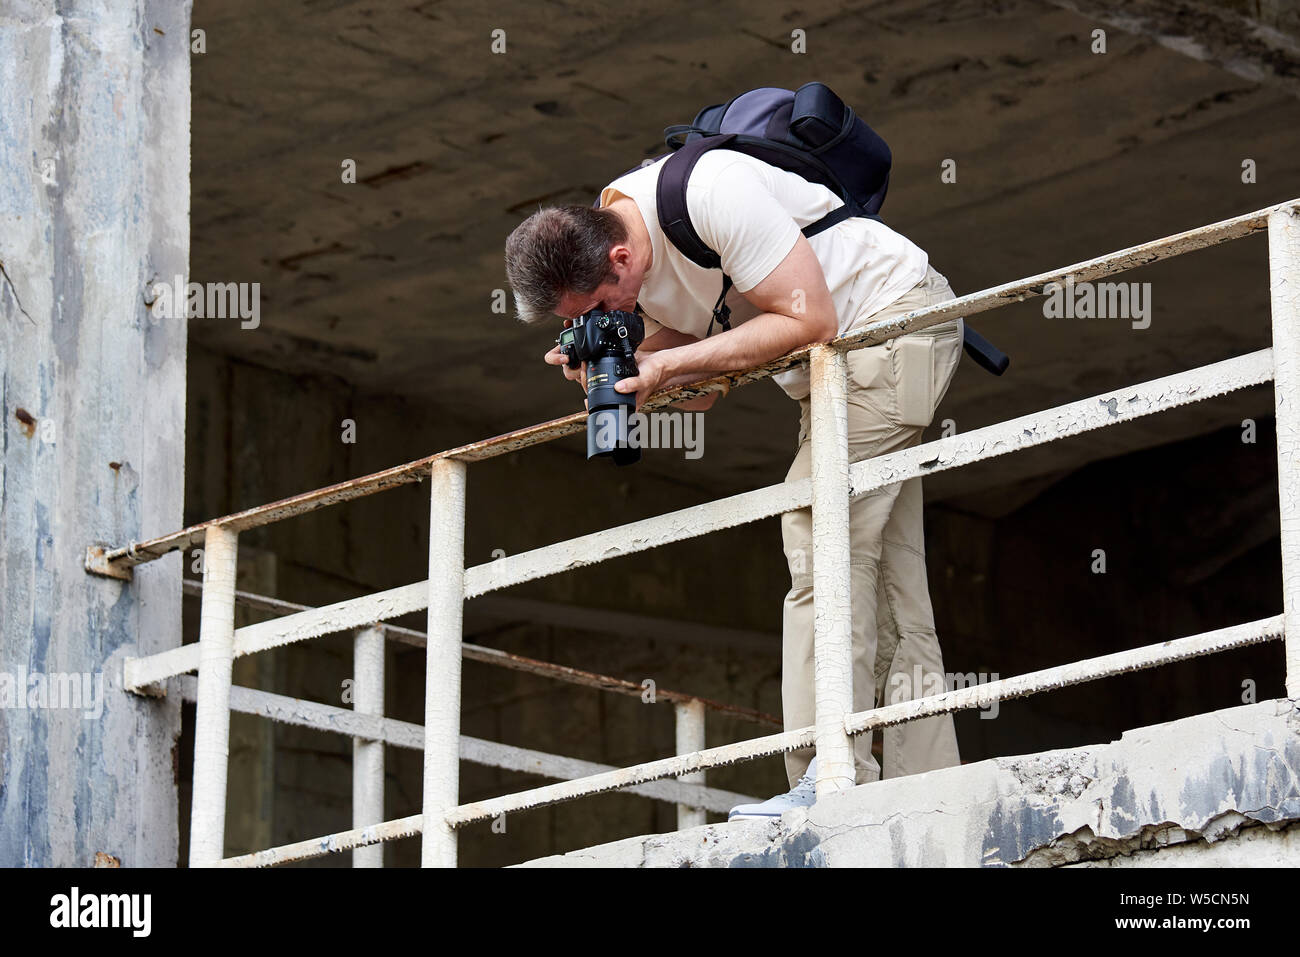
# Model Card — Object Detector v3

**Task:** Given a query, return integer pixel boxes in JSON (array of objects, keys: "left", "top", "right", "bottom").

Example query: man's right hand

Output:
[
  {"left": 543, "top": 342, "right": 587, "bottom": 391},
  {"left": 544, "top": 320, "right": 588, "bottom": 408}
]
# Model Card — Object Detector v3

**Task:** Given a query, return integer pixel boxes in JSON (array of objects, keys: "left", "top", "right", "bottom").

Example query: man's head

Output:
[{"left": 504, "top": 204, "right": 647, "bottom": 324}]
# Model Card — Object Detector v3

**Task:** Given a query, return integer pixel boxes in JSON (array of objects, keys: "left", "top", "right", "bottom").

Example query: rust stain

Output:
[
  {"left": 85, "top": 544, "right": 134, "bottom": 582},
  {"left": 175, "top": 578, "right": 780, "bottom": 727},
  {"left": 109, "top": 461, "right": 122, "bottom": 472},
  {"left": 93, "top": 851, "right": 121, "bottom": 867},
  {"left": 464, "top": 643, "right": 781, "bottom": 726},
  {"left": 14, "top": 407, "right": 35, "bottom": 438}
]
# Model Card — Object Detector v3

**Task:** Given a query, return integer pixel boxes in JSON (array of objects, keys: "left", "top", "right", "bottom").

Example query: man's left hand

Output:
[{"left": 614, "top": 351, "right": 669, "bottom": 411}]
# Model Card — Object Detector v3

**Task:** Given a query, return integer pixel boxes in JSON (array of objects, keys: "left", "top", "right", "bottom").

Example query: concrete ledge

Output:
[
  {"left": 518, "top": 699, "right": 1300, "bottom": 867},
  {"left": 1069, "top": 821, "right": 1300, "bottom": 866}
]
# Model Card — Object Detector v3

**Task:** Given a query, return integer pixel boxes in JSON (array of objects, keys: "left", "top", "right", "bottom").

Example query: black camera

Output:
[{"left": 557, "top": 308, "right": 645, "bottom": 466}]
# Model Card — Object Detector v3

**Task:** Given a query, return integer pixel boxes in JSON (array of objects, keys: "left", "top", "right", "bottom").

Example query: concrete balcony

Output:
[{"left": 520, "top": 699, "right": 1300, "bottom": 867}]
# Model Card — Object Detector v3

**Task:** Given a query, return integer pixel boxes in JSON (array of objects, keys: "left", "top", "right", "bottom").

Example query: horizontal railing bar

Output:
[
  {"left": 837, "top": 200, "right": 1291, "bottom": 351},
  {"left": 223, "top": 725, "right": 814, "bottom": 868},
  {"left": 100, "top": 197, "right": 1300, "bottom": 571},
  {"left": 221, "top": 614, "right": 1282, "bottom": 865},
  {"left": 843, "top": 615, "right": 1284, "bottom": 736},
  {"left": 472, "top": 350, "right": 1273, "bottom": 597},
  {"left": 127, "top": 349, "right": 1273, "bottom": 686},
  {"left": 463, "top": 482, "right": 809, "bottom": 599},
  {"left": 180, "top": 580, "right": 425, "bottom": 642},
  {"left": 455, "top": 642, "right": 780, "bottom": 726},
  {"left": 174, "top": 676, "right": 758, "bottom": 816},
  {"left": 126, "top": 580, "right": 423, "bottom": 689},
  {"left": 178, "top": 582, "right": 777, "bottom": 656},
  {"left": 469, "top": 594, "right": 780, "bottom": 654},
  {"left": 146, "top": 582, "right": 777, "bottom": 726},
  {"left": 128, "top": 472, "right": 805, "bottom": 687},
  {"left": 220, "top": 814, "right": 426, "bottom": 869},
  {"left": 446, "top": 615, "right": 1283, "bottom": 828},
  {"left": 847, "top": 347, "right": 1275, "bottom": 498}
]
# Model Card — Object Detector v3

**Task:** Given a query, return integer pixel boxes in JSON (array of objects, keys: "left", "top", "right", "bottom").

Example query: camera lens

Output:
[{"left": 586, "top": 355, "right": 640, "bottom": 466}]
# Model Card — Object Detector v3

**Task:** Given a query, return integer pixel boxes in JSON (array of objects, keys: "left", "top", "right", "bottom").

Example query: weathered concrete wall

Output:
[
  {"left": 518, "top": 699, "right": 1300, "bottom": 866},
  {"left": 0, "top": 0, "right": 190, "bottom": 866}
]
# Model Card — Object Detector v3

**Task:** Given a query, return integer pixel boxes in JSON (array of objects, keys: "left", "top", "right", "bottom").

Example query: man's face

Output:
[{"left": 554, "top": 243, "right": 644, "bottom": 320}]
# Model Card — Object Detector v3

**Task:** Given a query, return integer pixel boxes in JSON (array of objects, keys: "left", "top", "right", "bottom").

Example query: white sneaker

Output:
[{"left": 727, "top": 758, "right": 819, "bottom": 821}]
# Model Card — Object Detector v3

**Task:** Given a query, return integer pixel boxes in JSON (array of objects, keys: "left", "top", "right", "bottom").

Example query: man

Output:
[{"left": 504, "top": 146, "right": 964, "bottom": 818}]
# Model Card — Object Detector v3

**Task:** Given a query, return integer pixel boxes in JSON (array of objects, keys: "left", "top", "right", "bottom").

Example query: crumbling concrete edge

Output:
[{"left": 517, "top": 699, "right": 1300, "bottom": 867}]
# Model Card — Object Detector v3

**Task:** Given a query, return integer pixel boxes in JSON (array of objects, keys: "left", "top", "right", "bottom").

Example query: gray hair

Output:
[{"left": 503, "top": 205, "right": 628, "bottom": 324}]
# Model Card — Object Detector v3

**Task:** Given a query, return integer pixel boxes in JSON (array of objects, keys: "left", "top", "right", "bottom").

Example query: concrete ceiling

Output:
[{"left": 189, "top": 0, "right": 1300, "bottom": 514}]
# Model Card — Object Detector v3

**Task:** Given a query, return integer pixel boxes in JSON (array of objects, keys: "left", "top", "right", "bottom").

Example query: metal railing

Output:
[
  {"left": 176, "top": 578, "right": 776, "bottom": 853},
  {"left": 91, "top": 199, "right": 1300, "bottom": 867}
]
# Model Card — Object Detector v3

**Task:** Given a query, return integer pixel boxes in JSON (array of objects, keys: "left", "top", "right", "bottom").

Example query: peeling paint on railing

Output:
[
  {"left": 99, "top": 197, "right": 1300, "bottom": 868},
  {"left": 123, "top": 348, "right": 1276, "bottom": 694},
  {"left": 93, "top": 199, "right": 1300, "bottom": 573},
  {"left": 223, "top": 616, "right": 1283, "bottom": 867}
]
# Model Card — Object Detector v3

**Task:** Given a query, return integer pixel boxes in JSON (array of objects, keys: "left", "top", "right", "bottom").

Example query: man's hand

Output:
[
  {"left": 613, "top": 351, "right": 670, "bottom": 411},
  {"left": 611, "top": 235, "right": 838, "bottom": 408},
  {"left": 543, "top": 320, "right": 592, "bottom": 410},
  {"left": 543, "top": 341, "right": 586, "bottom": 389},
  {"left": 544, "top": 318, "right": 588, "bottom": 402}
]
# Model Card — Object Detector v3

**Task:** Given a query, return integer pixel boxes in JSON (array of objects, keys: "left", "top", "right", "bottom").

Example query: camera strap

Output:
[{"left": 706, "top": 274, "right": 733, "bottom": 338}]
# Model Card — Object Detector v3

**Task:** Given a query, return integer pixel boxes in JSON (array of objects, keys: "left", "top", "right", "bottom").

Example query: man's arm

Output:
[
  {"left": 637, "top": 327, "right": 721, "bottom": 411},
  {"left": 615, "top": 233, "right": 838, "bottom": 409}
]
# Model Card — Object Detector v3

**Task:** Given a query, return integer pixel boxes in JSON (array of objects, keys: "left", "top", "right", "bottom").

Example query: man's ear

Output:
[{"left": 609, "top": 243, "right": 633, "bottom": 272}]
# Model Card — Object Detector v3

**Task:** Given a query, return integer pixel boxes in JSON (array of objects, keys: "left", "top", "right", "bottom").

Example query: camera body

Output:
[{"left": 557, "top": 309, "right": 645, "bottom": 466}]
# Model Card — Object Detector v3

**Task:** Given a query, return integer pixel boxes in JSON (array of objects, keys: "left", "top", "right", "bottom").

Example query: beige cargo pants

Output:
[{"left": 782, "top": 264, "right": 964, "bottom": 788}]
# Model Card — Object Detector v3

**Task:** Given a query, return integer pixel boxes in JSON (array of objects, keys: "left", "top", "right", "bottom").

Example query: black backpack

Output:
[{"left": 653, "top": 83, "right": 1008, "bottom": 375}]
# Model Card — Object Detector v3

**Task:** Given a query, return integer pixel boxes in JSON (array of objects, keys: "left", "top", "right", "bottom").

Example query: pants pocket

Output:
[
  {"left": 890, "top": 269, "right": 963, "bottom": 427},
  {"left": 892, "top": 336, "right": 936, "bottom": 427}
]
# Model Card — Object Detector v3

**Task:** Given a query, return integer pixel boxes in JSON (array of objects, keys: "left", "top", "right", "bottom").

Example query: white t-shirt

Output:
[{"left": 599, "top": 151, "right": 929, "bottom": 400}]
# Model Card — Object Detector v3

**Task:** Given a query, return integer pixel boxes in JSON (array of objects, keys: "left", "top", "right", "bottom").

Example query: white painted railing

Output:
[{"left": 97, "top": 199, "right": 1300, "bottom": 867}]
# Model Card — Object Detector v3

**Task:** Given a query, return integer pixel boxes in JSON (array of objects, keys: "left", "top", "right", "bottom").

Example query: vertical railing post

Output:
[
  {"left": 189, "top": 524, "right": 239, "bottom": 867},
  {"left": 1269, "top": 206, "right": 1300, "bottom": 700},
  {"left": 674, "top": 699, "right": 706, "bottom": 829},
  {"left": 421, "top": 458, "right": 467, "bottom": 867},
  {"left": 352, "top": 624, "right": 386, "bottom": 868},
  {"left": 809, "top": 344, "right": 855, "bottom": 798}
]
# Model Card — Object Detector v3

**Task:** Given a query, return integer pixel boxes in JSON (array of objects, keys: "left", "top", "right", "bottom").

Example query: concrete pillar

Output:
[
  {"left": 809, "top": 344, "right": 855, "bottom": 798},
  {"left": 421, "top": 459, "right": 467, "bottom": 867},
  {"left": 0, "top": 1, "right": 190, "bottom": 865},
  {"left": 1269, "top": 207, "right": 1300, "bottom": 699},
  {"left": 189, "top": 526, "right": 238, "bottom": 867},
  {"left": 674, "top": 699, "right": 706, "bottom": 830},
  {"left": 352, "top": 625, "right": 386, "bottom": 867}
]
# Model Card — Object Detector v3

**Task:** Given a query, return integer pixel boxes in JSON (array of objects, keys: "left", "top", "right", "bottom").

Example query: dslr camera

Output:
[{"left": 557, "top": 308, "right": 645, "bottom": 466}]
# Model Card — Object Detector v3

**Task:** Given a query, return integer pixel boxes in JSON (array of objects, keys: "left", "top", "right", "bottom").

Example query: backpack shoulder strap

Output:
[
  {"left": 655, "top": 133, "right": 878, "bottom": 339},
  {"left": 656, "top": 133, "right": 735, "bottom": 270},
  {"left": 658, "top": 133, "right": 880, "bottom": 263}
]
